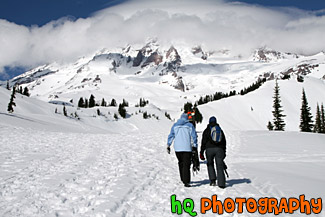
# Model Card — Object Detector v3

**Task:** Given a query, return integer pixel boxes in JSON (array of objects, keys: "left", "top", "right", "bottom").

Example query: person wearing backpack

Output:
[
  {"left": 167, "top": 113, "right": 198, "bottom": 187},
  {"left": 200, "top": 116, "right": 226, "bottom": 188}
]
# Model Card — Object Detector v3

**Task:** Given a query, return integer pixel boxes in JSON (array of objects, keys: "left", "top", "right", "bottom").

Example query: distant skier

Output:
[
  {"left": 200, "top": 116, "right": 227, "bottom": 188},
  {"left": 167, "top": 113, "right": 198, "bottom": 187}
]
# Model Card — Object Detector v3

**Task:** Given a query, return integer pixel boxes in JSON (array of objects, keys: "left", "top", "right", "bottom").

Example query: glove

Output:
[
  {"left": 167, "top": 146, "right": 171, "bottom": 154},
  {"left": 200, "top": 151, "right": 205, "bottom": 160}
]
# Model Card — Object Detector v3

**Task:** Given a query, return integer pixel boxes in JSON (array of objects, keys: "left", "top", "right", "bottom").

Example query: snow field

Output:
[{"left": 1, "top": 125, "right": 324, "bottom": 217}]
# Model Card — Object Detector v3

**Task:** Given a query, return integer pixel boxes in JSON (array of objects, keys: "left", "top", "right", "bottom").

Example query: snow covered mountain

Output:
[{"left": 3, "top": 41, "right": 325, "bottom": 129}]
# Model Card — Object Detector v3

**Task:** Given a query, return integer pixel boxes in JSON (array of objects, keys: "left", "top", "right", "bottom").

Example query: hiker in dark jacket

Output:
[
  {"left": 167, "top": 113, "right": 198, "bottom": 187},
  {"left": 200, "top": 116, "right": 226, "bottom": 188}
]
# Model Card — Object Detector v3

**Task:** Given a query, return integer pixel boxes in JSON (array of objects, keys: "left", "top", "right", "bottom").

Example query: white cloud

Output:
[{"left": 0, "top": 0, "right": 325, "bottom": 76}]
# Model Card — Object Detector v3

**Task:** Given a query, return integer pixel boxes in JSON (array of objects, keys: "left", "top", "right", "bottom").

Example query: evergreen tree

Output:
[
  {"left": 97, "top": 109, "right": 101, "bottom": 116},
  {"left": 55, "top": 108, "right": 58, "bottom": 114},
  {"left": 63, "top": 106, "right": 67, "bottom": 116},
  {"left": 321, "top": 103, "right": 325, "bottom": 134},
  {"left": 197, "top": 97, "right": 204, "bottom": 105},
  {"left": 122, "top": 99, "right": 129, "bottom": 107},
  {"left": 19, "top": 86, "right": 23, "bottom": 94},
  {"left": 194, "top": 106, "right": 203, "bottom": 124},
  {"left": 110, "top": 98, "right": 117, "bottom": 107},
  {"left": 143, "top": 111, "right": 148, "bottom": 119},
  {"left": 74, "top": 112, "right": 80, "bottom": 120},
  {"left": 101, "top": 98, "right": 107, "bottom": 107},
  {"left": 78, "top": 97, "right": 85, "bottom": 108},
  {"left": 272, "top": 80, "right": 286, "bottom": 131},
  {"left": 7, "top": 86, "right": 16, "bottom": 113},
  {"left": 299, "top": 89, "right": 313, "bottom": 132},
  {"left": 165, "top": 112, "right": 171, "bottom": 120},
  {"left": 267, "top": 121, "right": 274, "bottom": 131},
  {"left": 23, "top": 87, "right": 30, "bottom": 97},
  {"left": 139, "top": 98, "right": 149, "bottom": 107},
  {"left": 89, "top": 94, "right": 95, "bottom": 108},
  {"left": 84, "top": 99, "right": 89, "bottom": 108},
  {"left": 313, "top": 103, "right": 321, "bottom": 133},
  {"left": 183, "top": 102, "right": 193, "bottom": 113},
  {"left": 114, "top": 113, "right": 118, "bottom": 120},
  {"left": 118, "top": 103, "right": 127, "bottom": 118},
  {"left": 6, "top": 80, "right": 10, "bottom": 90}
]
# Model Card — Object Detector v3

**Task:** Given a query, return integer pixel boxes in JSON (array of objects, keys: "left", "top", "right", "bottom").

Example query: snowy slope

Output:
[
  {"left": 196, "top": 76, "right": 325, "bottom": 132},
  {"left": 0, "top": 87, "right": 172, "bottom": 134}
]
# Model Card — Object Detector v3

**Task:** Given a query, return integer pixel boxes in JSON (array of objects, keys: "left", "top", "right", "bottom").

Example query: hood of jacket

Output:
[{"left": 176, "top": 113, "right": 189, "bottom": 126}]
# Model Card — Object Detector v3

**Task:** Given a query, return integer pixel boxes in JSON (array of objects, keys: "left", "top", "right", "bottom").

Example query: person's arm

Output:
[
  {"left": 200, "top": 128, "right": 208, "bottom": 154},
  {"left": 167, "top": 124, "right": 175, "bottom": 147},
  {"left": 222, "top": 130, "right": 226, "bottom": 157},
  {"left": 190, "top": 124, "right": 198, "bottom": 148}
]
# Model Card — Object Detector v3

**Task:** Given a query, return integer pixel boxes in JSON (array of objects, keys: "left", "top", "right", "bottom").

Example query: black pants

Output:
[
  {"left": 175, "top": 152, "right": 192, "bottom": 184},
  {"left": 206, "top": 147, "right": 225, "bottom": 187}
]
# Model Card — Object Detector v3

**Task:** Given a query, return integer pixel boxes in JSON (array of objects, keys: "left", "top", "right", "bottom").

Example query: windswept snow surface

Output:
[{"left": 1, "top": 124, "right": 324, "bottom": 217}]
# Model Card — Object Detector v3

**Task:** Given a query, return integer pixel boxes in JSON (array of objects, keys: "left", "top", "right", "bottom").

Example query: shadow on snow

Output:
[{"left": 191, "top": 178, "right": 251, "bottom": 188}]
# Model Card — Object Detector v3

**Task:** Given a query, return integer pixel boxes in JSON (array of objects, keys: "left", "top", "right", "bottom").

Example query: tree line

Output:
[{"left": 196, "top": 78, "right": 267, "bottom": 106}]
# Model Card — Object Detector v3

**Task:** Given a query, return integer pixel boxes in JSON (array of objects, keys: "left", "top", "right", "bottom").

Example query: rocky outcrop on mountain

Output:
[
  {"left": 282, "top": 64, "right": 319, "bottom": 76},
  {"left": 162, "top": 46, "right": 182, "bottom": 74},
  {"left": 12, "top": 68, "right": 57, "bottom": 85},
  {"left": 192, "top": 46, "right": 208, "bottom": 60},
  {"left": 253, "top": 48, "right": 299, "bottom": 62},
  {"left": 141, "top": 51, "right": 163, "bottom": 68},
  {"left": 133, "top": 50, "right": 145, "bottom": 67},
  {"left": 132, "top": 40, "right": 161, "bottom": 67},
  {"left": 174, "top": 77, "right": 185, "bottom": 92}
]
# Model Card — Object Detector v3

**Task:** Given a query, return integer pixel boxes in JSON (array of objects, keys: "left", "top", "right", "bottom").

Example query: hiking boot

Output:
[
  {"left": 219, "top": 185, "right": 226, "bottom": 189},
  {"left": 184, "top": 183, "right": 191, "bottom": 187},
  {"left": 210, "top": 180, "right": 216, "bottom": 186}
]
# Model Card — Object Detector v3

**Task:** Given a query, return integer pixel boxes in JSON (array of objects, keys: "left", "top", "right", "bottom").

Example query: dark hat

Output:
[{"left": 209, "top": 116, "right": 217, "bottom": 123}]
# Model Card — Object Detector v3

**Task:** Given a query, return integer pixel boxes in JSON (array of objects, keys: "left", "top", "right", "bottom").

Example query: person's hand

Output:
[
  {"left": 200, "top": 152, "right": 205, "bottom": 160},
  {"left": 167, "top": 146, "right": 171, "bottom": 154}
]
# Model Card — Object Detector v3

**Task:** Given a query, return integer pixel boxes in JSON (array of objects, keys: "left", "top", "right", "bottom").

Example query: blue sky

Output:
[
  {"left": 1, "top": 0, "right": 324, "bottom": 26},
  {"left": 0, "top": 0, "right": 126, "bottom": 26}
]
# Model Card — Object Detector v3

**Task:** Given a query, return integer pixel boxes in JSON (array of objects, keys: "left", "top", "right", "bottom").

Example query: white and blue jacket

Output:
[{"left": 167, "top": 113, "right": 198, "bottom": 152}]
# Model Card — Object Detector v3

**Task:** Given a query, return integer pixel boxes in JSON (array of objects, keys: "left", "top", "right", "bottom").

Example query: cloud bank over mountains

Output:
[{"left": 1, "top": 0, "right": 325, "bottom": 76}]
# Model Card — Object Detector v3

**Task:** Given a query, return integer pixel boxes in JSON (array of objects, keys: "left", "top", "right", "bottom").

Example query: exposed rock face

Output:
[
  {"left": 254, "top": 49, "right": 282, "bottom": 62},
  {"left": 192, "top": 46, "right": 208, "bottom": 60},
  {"left": 174, "top": 77, "right": 185, "bottom": 92},
  {"left": 12, "top": 69, "right": 56, "bottom": 85},
  {"left": 159, "top": 46, "right": 182, "bottom": 77},
  {"left": 282, "top": 64, "right": 319, "bottom": 76},
  {"left": 133, "top": 50, "right": 145, "bottom": 67},
  {"left": 253, "top": 48, "right": 299, "bottom": 62},
  {"left": 141, "top": 52, "right": 163, "bottom": 68},
  {"left": 166, "top": 46, "right": 182, "bottom": 70}
]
